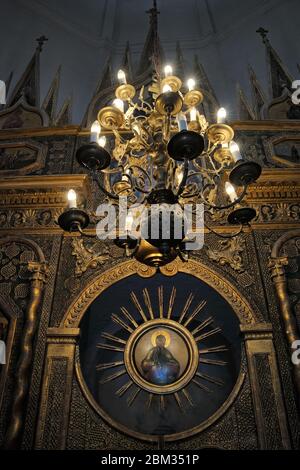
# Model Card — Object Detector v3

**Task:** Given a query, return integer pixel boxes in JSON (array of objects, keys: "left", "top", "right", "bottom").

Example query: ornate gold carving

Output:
[
  {"left": 4, "top": 260, "right": 48, "bottom": 449},
  {"left": 268, "top": 257, "right": 288, "bottom": 278},
  {"left": 240, "top": 323, "right": 273, "bottom": 340},
  {"left": 207, "top": 237, "right": 245, "bottom": 273},
  {"left": 71, "top": 238, "right": 110, "bottom": 276},
  {"left": 0, "top": 141, "right": 47, "bottom": 176},
  {"left": 269, "top": 230, "right": 300, "bottom": 402},
  {"left": 62, "top": 259, "right": 257, "bottom": 328}
]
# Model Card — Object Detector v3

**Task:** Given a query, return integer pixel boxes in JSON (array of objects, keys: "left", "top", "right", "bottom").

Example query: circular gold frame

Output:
[
  {"left": 66, "top": 258, "right": 256, "bottom": 443},
  {"left": 124, "top": 318, "right": 199, "bottom": 394}
]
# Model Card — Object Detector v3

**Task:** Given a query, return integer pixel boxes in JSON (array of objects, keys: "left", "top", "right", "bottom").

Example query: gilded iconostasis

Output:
[{"left": 0, "top": 0, "right": 299, "bottom": 455}]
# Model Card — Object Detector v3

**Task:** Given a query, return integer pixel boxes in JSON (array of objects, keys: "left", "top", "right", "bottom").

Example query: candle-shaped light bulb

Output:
[
  {"left": 225, "top": 182, "right": 237, "bottom": 203},
  {"left": 162, "top": 83, "right": 172, "bottom": 93},
  {"left": 90, "top": 120, "right": 101, "bottom": 142},
  {"left": 190, "top": 107, "right": 197, "bottom": 122},
  {"left": 125, "top": 212, "right": 134, "bottom": 232},
  {"left": 177, "top": 112, "right": 188, "bottom": 131},
  {"left": 117, "top": 69, "right": 127, "bottom": 85},
  {"left": 217, "top": 107, "right": 227, "bottom": 124},
  {"left": 229, "top": 141, "right": 243, "bottom": 162},
  {"left": 187, "top": 78, "right": 196, "bottom": 91},
  {"left": 222, "top": 142, "right": 229, "bottom": 149},
  {"left": 113, "top": 98, "right": 124, "bottom": 113},
  {"left": 98, "top": 136, "right": 106, "bottom": 148},
  {"left": 164, "top": 65, "right": 173, "bottom": 77},
  {"left": 67, "top": 189, "right": 77, "bottom": 208}
]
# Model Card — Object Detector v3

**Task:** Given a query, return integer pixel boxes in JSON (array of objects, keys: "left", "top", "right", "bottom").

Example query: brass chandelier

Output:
[{"left": 58, "top": 65, "right": 261, "bottom": 267}]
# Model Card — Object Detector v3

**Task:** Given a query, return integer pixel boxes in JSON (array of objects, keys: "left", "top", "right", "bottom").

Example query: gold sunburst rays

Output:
[
  {"left": 115, "top": 380, "right": 133, "bottom": 397},
  {"left": 96, "top": 286, "right": 228, "bottom": 414},
  {"left": 130, "top": 291, "right": 148, "bottom": 322},
  {"left": 99, "top": 368, "right": 127, "bottom": 384},
  {"left": 96, "top": 360, "right": 124, "bottom": 371},
  {"left": 167, "top": 286, "right": 176, "bottom": 319}
]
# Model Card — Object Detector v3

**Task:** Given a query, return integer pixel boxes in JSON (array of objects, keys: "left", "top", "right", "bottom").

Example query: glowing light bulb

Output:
[
  {"left": 187, "top": 78, "right": 195, "bottom": 92},
  {"left": 113, "top": 98, "right": 124, "bottom": 113},
  {"left": 162, "top": 84, "right": 172, "bottom": 93},
  {"left": 90, "top": 120, "right": 101, "bottom": 142},
  {"left": 177, "top": 112, "right": 188, "bottom": 131},
  {"left": 225, "top": 182, "right": 237, "bottom": 203},
  {"left": 217, "top": 107, "right": 227, "bottom": 124},
  {"left": 117, "top": 69, "right": 127, "bottom": 85},
  {"left": 190, "top": 107, "right": 197, "bottom": 122},
  {"left": 67, "top": 189, "right": 77, "bottom": 208},
  {"left": 229, "top": 141, "right": 243, "bottom": 162},
  {"left": 98, "top": 136, "right": 106, "bottom": 148},
  {"left": 125, "top": 212, "right": 134, "bottom": 232},
  {"left": 164, "top": 65, "right": 173, "bottom": 77}
]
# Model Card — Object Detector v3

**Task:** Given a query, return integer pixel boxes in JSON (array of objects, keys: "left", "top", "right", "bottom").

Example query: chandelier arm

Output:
[
  {"left": 204, "top": 221, "right": 244, "bottom": 239},
  {"left": 91, "top": 171, "right": 121, "bottom": 200},
  {"left": 199, "top": 184, "right": 248, "bottom": 210},
  {"left": 77, "top": 225, "right": 98, "bottom": 238},
  {"left": 176, "top": 159, "right": 189, "bottom": 197},
  {"left": 129, "top": 164, "right": 153, "bottom": 194}
]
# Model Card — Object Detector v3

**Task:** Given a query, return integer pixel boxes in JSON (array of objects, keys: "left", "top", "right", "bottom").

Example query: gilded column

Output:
[
  {"left": 4, "top": 261, "right": 48, "bottom": 450},
  {"left": 269, "top": 256, "right": 300, "bottom": 401}
]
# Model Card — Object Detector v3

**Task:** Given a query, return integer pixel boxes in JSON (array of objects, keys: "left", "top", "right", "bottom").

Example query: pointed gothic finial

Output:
[
  {"left": 55, "top": 94, "right": 72, "bottom": 126},
  {"left": 42, "top": 65, "right": 61, "bottom": 123},
  {"left": 236, "top": 83, "right": 255, "bottom": 120},
  {"left": 256, "top": 27, "right": 269, "bottom": 44},
  {"left": 138, "top": 0, "right": 163, "bottom": 77},
  {"left": 146, "top": 0, "right": 160, "bottom": 26},
  {"left": 257, "top": 28, "right": 293, "bottom": 99},
  {"left": 121, "top": 41, "right": 133, "bottom": 80},
  {"left": 193, "top": 54, "right": 219, "bottom": 120},
  {"left": 8, "top": 36, "right": 44, "bottom": 107},
  {"left": 248, "top": 64, "right": 267, "bottom": 118},
  {"left": 36, "top": 35, "right": 48, "bottom": 52}
]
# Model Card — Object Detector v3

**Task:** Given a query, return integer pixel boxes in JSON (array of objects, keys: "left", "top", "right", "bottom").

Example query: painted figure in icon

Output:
[{"left": 141, "top": 331, "right": 180, "bottom": 385}]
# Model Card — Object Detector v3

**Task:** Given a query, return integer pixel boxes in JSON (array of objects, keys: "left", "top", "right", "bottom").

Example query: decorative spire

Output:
[
  {"left": 36, "top": 35, "right": 48, "bottom": 52},
  {"left": 42, "top": 65, "right": 61, "bottom": 124},
  {"left": 138, "top": 0, "right": 164, "bottom": 77},
  {"left": 121, "top": 41, "right": 133, "bottom": 81},
  {"left": 55, "top": 94, "right": 72, "bottom": 126},
  {"left": 236, "top": 83, "right": 255, "bottom": 120},
  {"left": 248, "top": 64, "right": 267, "bottom": 119},
  {"left": 194, "top": 55, "right": 219, "bottom": 119},
  {"left": 8, "top": 37, "right": 48, "bottom": 107},
  {"left": 256, "top": 27, "right": 269, "bottom": 44},
  {"left": 256, "top": 27, "right": 293, "bottom": 99}
]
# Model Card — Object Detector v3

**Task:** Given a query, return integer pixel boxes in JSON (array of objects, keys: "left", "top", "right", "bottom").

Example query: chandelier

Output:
[{"left": 58, "top": 65, "right": 261, "bottom": 268}]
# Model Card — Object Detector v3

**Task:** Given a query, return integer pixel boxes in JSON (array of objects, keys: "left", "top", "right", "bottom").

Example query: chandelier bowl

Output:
[
  {"left": 229, "top": 161, "right": 262, "bottom": 186},
  {"left": 167, "top": 130, "right": 205, "bottom": 161},
  {"left": 76, "top": 143, "right": 111, "bottom": 171}
]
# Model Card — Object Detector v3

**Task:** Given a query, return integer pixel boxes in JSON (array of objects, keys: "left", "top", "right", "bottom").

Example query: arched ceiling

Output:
[{"left": 0, "top": 0, "right": 299, "bottom": 123}]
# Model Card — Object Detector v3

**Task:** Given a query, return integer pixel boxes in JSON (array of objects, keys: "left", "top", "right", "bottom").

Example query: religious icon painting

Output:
[{"left": 79, "top": 273, "right": 242, "bottom": 440}]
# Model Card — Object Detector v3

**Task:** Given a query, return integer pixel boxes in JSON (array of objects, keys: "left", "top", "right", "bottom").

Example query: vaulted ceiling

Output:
[{"left": 1, "top": 0, "right": 299, "bottom": 122}]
